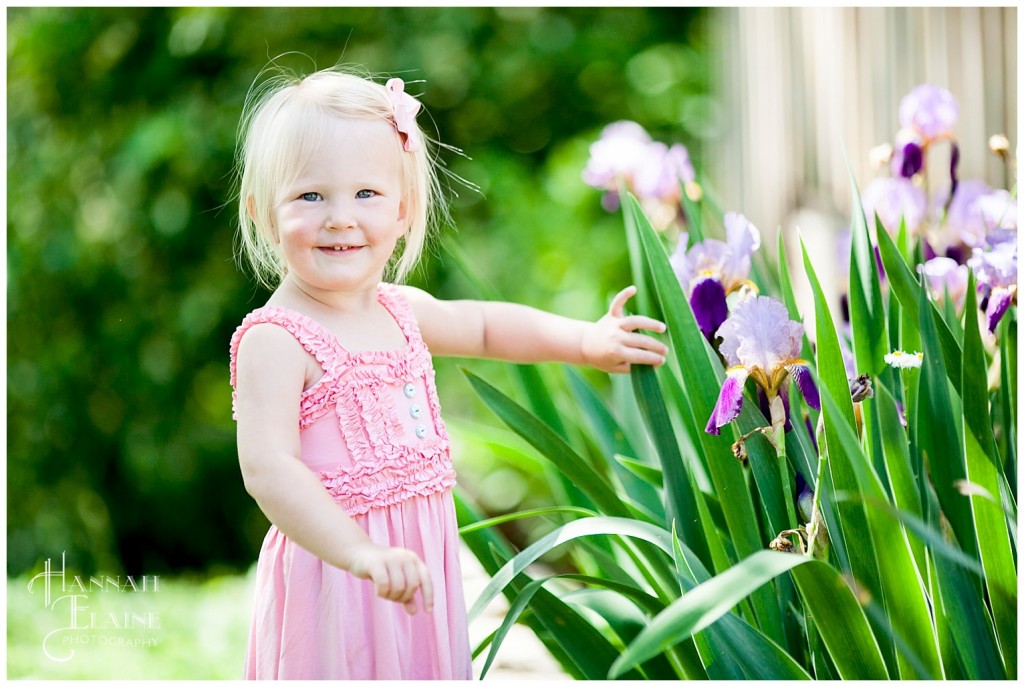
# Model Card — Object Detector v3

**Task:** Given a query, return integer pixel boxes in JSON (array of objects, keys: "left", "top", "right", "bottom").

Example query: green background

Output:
[{"left": 7, "top": 6, "right": 714, "bottom": 578}]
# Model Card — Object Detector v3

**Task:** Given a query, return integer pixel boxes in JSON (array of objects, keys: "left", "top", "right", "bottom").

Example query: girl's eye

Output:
[
  {"left": 300, "top": 192, "right": 322, "bottom": 202},
  {"left": 355, "top": 189, "right": 377, "bottom": 199}
]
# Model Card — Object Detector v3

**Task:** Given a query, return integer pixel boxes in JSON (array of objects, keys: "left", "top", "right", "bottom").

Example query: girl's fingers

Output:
[
  {"left": 622, "top": 333, "right": 668, "bottom": 356},
  {"left": 359, "top": 548, "right": 434, "bottom": 614},
  {"left": 397, "top": 563, "right": 417, "bottom": 612},
  {"left": 400, "top": 562, "right": 434, "bottom": 615},
  {"left": 619, "top": 314, "right": 667, "bottom": 333},
  {"left": 383, "top": 565, "right": 405, "bottom": 601},
  {"left": 418, "top": 564, "right": 434, "bottom": 614},
  {"left": 608, "top": 285, "right": 637, "bottom": 318}
]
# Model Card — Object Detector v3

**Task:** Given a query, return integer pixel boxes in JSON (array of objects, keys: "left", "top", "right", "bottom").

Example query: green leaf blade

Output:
[
  {"left": 462, "top": 369, "right": 627, "bottom": 518},
  {"left": 847, "top": 186, "right": 888, "bottom": 377}
]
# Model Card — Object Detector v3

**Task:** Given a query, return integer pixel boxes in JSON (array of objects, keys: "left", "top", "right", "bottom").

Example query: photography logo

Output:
[{"left": 27, "top": 552, "right": 162, "bottom": 662}]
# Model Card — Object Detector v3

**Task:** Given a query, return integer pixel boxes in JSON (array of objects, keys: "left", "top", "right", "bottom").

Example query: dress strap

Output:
[
  {"left": 228, "top": 306, "right": 338, "bottom": 390},
  {"left": 376, "top": 283, "right": 425, "bottom": 346}
]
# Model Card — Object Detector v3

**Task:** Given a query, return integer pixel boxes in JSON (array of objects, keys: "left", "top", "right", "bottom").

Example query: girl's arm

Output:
[
  {"left": 234, "top": 323, "right": 433, "bottom": 615},
  {"left": 400, "top": 284, "right": 668, "bottom": 372}
]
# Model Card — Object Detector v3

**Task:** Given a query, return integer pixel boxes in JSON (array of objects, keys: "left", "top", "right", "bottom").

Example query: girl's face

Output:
[{"left": 273, "top": 117, "right": 407, "bottom": 299}]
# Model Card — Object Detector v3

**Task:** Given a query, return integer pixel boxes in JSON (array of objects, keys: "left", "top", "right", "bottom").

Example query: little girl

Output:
[{"left": 228, "top": 65, "right": 668, "bottom": 680}]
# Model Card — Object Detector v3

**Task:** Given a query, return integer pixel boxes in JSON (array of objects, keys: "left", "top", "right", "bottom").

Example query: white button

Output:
[
  {"left": 409, "top": 405, "right": 422, "bottom": 419},
  {"left": 403, "top": 383, "right": 416, "bottom": 398},
  {"left": 415, "top": 424, "right": 427, "bottom": 439}
]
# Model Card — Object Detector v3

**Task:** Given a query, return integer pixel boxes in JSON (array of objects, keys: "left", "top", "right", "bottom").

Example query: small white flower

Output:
[{"left": 884, "top": 350, "right": 924, "bottom": 369}]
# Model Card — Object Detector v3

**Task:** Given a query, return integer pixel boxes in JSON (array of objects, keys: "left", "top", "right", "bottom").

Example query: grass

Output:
[{"left": 7, "top": 566, "right": 254, "bottom": 680}]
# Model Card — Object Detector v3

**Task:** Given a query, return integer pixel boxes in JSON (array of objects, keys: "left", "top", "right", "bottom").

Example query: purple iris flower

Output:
[
  {"left": 968, "top": 240, "right": 1018, "bottom": 332},
  {"left": 919, "top": 256, "right": 969, "bottom": 311},
  {"left": 670, "top": 212, "right": 761, "bottom": 341},
  {"left": 583, "top": 121, "right": 696, "bottom": 230},
  {"left": 583, "top": 121, "right": 653, "bottom": 213},
  {"left": 705, "top": 297, "right": 821, "bottom": 435},
  {"left": 898, "top": 84, "right": 959, "bottom": 141},
  {"left": 976, "top": 190, "right": 1018, "bottom": 233},
  {"left": 634, "top": 142, "right": 696, "bottom": 198},
  {"left": 861, "top": 176, "right": 928, "bottom": 236},
  {"left": 582, "top": 121, "right": 652, "bottom": 189},
  {"left": 944, "top": 179, "right": 995, "bottom": 249}
]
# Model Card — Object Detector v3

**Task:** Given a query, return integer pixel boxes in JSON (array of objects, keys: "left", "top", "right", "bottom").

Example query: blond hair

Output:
[{"left": 234, "top": 64, "right": 442, "bottom": 288}]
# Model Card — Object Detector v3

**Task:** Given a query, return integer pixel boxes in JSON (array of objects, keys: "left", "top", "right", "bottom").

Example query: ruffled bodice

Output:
[{"left": 228, "top": 283, "right": 456, "bottom": 516}]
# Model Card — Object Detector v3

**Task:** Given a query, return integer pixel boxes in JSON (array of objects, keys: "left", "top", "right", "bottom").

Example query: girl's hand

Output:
[
  {"left": 582, "top": 285, "right": 668, "bottom": 373},
  {"left": 345, "top": 543, "right": 435, "bottom": 615}
]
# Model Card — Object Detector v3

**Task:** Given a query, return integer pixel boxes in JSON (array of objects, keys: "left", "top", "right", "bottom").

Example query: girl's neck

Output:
[
  {"left": 268, "top": 277, "right": 408, "bottom": 353},
  {"left": 270, "top": 277, "right": 381, "bottom": 318}
]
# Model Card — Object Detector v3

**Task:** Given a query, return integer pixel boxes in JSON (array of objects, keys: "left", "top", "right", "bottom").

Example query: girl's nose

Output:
[{"left": 325, "top": 201, "right": 357, "bottom": 230}]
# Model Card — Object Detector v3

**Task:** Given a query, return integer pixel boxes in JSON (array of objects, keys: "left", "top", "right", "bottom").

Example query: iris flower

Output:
[
  {"left": 976, "top": 189, "right": 1018, "bottom": 234},
  {"left": 705, "top": 297, "right": 821, "bottom": 436},
  {"left": 920, "top": 256, "right": 969, "bottom": 311},
  {"left": 583, "top": 120, "right": 696, "bottom": 230},
  {"left": 898, "top": 84, "right": 959, "bottom": 142},
  {"left": 862, "top": 176, "right": 928, "bottom": 237},
  {"left": 582, "top": 121, "right": 655, "bottom": 209},
  {"left": 670, "top": 212, "right": 761, "bottom": 341},
  {"left": 887, "top": 84, "right": 960, "bottom": 200},
  {"left": 941, "top": 179, "right": 994, "bottom": 252},
  {"left": 968, "top": 238, "right": 1018, "bottom": 332}
]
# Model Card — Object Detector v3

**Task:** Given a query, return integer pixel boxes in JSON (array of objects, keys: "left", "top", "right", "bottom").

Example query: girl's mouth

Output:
[{"left": 319, "top": 245, "right": 363, "bottom": 254}]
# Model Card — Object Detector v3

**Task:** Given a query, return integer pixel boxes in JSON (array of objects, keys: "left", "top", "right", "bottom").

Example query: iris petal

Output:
[
  {"left": 898, "top": 141, "right": 924, "bottom": 178},
  {"left": 706, "top": 368, "right": 748, "bottom": 435},
  {"left": 718, "top": 296, "right": 804, "bottom": 372},
  {"left": 788, "top": 364, "right": 821, "bottom": 411},
  {"left": 986, "top": 286, "right": 1015, "bottom": 332},
  {"left": 690, "top": 277, "right": 729, "bottom": 342}
]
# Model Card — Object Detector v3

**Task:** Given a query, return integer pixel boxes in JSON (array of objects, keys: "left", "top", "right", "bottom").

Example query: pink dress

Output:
[{"left": 228, "top": 283, "right": 472, "bottom": 680}]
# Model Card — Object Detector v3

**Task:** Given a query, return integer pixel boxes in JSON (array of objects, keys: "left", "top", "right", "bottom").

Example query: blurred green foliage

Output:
[{"left": 7, "top": 6, "right": 713, "bottom": 576}]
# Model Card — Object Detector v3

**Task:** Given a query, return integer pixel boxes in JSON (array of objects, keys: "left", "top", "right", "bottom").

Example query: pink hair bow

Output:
[{"left": 386, "top": 78, "right": 422, "bottom": 153}]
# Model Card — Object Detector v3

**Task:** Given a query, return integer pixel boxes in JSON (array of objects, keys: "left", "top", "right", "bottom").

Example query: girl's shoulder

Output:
[
  {"left": 229, "top": 305, "right": 337, "bottom": 387},
  {"left": 384, "top": 282, "right": 424, "bottom": 306}
]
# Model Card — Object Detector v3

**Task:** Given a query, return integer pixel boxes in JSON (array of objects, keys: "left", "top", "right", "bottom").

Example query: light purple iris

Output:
[
  {"left": 898, "top": 84, "right": 959, "bottom": 141},
  {"left": 634, "top": 141, "right": 696, "bottom": 199},
  {"left": 968, "top": 240, "right": 1018, "bottom": 332},
  {"left": 976, "top": 189, "right": 1018, "bottom": 233},
  {"left": 919, "top": 256, "right": 969, "bottom": 310},
  {"left": 670, "top": 212, "right": 761, "bottom": 340},
  {"left": 861, "top": 176, "right": 928, "bottom": 236},
  {"left": 705, "top": 297, "right": 821, "bottom": 435},
  {"left": 582, "top": 121, "right": 652, "bottom": 191},
  {"left": 583, "top": 121, "right": 696, "bottom": 228},
  {"left": 944, "top": 179, "right": 995, "bottom": 249}
]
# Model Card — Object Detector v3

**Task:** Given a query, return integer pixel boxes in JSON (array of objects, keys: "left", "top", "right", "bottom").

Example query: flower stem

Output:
[
  {"left": 767, "top": 396, "right": 799, "bottom": 533},
  {"left": 806, "top": 441, "right": 827, "bottom": 558},
  {"left": 775, "top": 428, "right": 799, "bottom": 532}
]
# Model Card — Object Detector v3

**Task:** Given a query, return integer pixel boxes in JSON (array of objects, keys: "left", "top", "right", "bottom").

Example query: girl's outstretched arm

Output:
[
  {"left": 401, "top": 284, "right": 668, "bottom": 373},
  {"left": 234, "top": 324, "right": 433, "bottom": 615}
]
